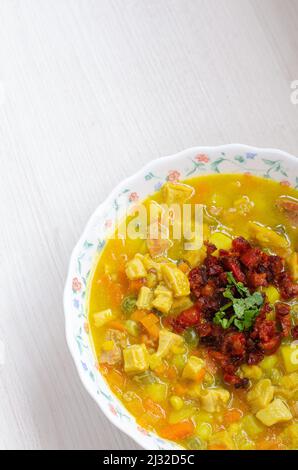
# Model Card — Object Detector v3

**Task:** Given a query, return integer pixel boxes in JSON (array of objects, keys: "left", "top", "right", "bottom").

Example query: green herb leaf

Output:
[{"left": 213, "top": 272, "right": 264, "bottom": 331}]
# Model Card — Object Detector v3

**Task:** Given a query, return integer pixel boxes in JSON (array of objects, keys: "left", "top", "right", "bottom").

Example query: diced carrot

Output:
[
  {"left": 108, "top": 320, "right": 127, "bottom": 332},
  {"left": 178, "top": 261, "right": 190, "bottom": 274},
  {"left": 140, "top": 313, "right": 159, "bottom": 326},
  {"left": 148, "top": 324, "right": 160, "bottom": 339},
  {"left": 208, "top": 444, "right": 227, "bottom": 450},
  {"left": 131, "top": 309, "right": 147, "bottom": 321},
  {"left": 256, "top": 438, "right": 282, "bottom": 450},
  {"left": 223, "top": 408, "right": 243, "bottom": 425},
  {"left": 174, "top": 384, "right": 188, "bottom": 396},
  {"left": 129, "top": 278, "right": 146, "bottom": 293},
  {"left": 160, "top": 421, "right": 194, "bottom": 441},
  {"left": 108, "top": 369, "right": 125, "bottom": 388},
  {"left": 196, "top": 367, "right": 206, "bottom": 383},
  {"left": 154, "top": 363, "right": 166, "bottom": 376},
  {"left": 166, "top": 366, "right": 178, "bottom": 380},
  {"left": 140, "top": 314, "right": 160, "bottom": 339},
  {"left": 97, "top": 273, "right": 110, "bottom": 287},
  {"left": 117, "top": 269, "right": 128, "bottom": 286}
]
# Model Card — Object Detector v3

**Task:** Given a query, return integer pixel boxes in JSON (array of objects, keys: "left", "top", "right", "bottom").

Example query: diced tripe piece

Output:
[
  {"left": 142, "top": 254, "right": 163, "bottom": 280},
  {"left": 155, "top": 329, "right": 184, "bottom": 358},
  {"left": 182, "top": 356, "right": 205, "bottom": 381},
  {"left": 93, "top": 308, "right": 115, "bottom": 328},
  {"left": 200, "top": 388, "right": 230, "bottom": 413},
  {"left": 154, "top": 282, "right": 173, "bottom": 297},
  {"left": 247, "top": 378, "right": 274, "bottom": 413},
  {"left": 162, "top": 182, "right": 194, "bottom": 204},
  {"left": 287, "top": 252, "right": 298, "bottom": 281},
  {"left": 146, "top": 270, "right": 158, "bottom": 288},
  {"left": 123, "top": 344, "right": 149, "bottom": 374},
  {"left": 136, "top": 286, "right": 154, "bottom": 310},
  {"left": 100, "top": 329, "right": 126, "bottom": 365},
  {"left": 152, "top": 283, "right": 173, "bottom": 314},
  {"left": 256, "top": 398, "right": 292, "bottom": 426},
  {"left": 281, "top": 344, "right": 298, "bottom": 373},
  {"left": 125, "top": 254, "right": 147, "bottom": 280},
  {"left": 248, "top": 221, "right": 288, "bottom": 250},
  {"left": 161, "top": 264, "right": 190, "bottom": 297}
]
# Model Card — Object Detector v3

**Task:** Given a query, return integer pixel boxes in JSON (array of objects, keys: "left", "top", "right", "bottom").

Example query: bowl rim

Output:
[{"left": 63, "top": 143, "right": 297, "bottom": 449}]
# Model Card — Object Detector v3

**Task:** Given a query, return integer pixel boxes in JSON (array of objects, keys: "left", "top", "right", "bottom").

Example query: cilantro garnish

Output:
[{"left": 213, "top": 272, "right": 264, "bottom": 331}]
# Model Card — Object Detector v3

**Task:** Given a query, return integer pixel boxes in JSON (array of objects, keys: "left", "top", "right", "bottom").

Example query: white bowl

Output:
[{"left": 64, "top": 144, "right": 297, "bottom": 450}]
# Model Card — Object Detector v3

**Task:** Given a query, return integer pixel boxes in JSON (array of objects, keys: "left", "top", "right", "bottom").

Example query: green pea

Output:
[
  {"left": 121, "top": 295, "right": 137, "bottom": 316},
  {"left": 183, "top": 327, "right": 199, "bottom": 349}
]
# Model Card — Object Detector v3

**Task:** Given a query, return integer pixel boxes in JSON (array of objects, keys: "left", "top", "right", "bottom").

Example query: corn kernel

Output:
[{"left": 169, "top": 395, "right": 184, "bottom": 411}]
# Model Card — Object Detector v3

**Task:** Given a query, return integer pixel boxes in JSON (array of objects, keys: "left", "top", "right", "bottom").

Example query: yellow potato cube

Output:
[
  {"left": 182, "top": 356, "right": 205, "bottom": 381},
  {"left": 247, "top": 378, "right": 274, "bottom": 413},
  {"left": 183, "top": 245, "right": 207, "bottom": 268},
  {"left": 259, "top": 355, "right": 278, "bottom": 371},
  {"left": 200, "top": 388, "right": 230, "bottom": 413},
  {"left": 262, "top": 285, "right": 280, "bottom": 304},
  {"left": 152, "top": 294, "right": 173, "bottom": 314},
  {"left": 280, "top": 372, "right": 298, "bottom": 389},
  {"left": 241, "top": 414, "right": 264, "bottom": 437},
  {"left": 281, "top": 344, "right": 298, "bottom": 373},
  {"left": 152, "top": 283, "right": 173, "bottom": 314},
  {"left": 145, "top": 383, "right": 168, "bottom": 403},
  {"left": 209, "top": 232, "right": 232, "bottom": 252},
  {"left": 281, "top": 423, "right": 298, "bottom": 448},
  {"left": 93, "top": 308, "right": 115, "bottom": 328},
  {"left": 256, "top": 398, "right": 292, "bottom": 426},
  {"left": 155, "top": 329, "right": 184, "bottom": 358},
  {"left": 248, "top": 221, "right": 288, "bottom": 250},
  {"left": 161, "top": 264, "right": 190, "bottom": 297},
  {"left": 241, "top": 364, "right": 263, "bottom": 381}
]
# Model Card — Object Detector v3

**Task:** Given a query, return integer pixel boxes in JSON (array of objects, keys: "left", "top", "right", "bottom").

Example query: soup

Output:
[{"left": 89, "top": 174, "right": 298, "bottom": 450}]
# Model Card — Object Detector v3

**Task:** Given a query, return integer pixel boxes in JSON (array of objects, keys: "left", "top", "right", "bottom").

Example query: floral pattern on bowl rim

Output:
[{"left": 64, "top": 144, "right": 297, "bottom": 450}]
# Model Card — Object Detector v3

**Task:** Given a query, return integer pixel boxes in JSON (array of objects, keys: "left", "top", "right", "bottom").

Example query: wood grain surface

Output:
[{"left": 0, "top": 0, "right": 297, "bottom": 449}]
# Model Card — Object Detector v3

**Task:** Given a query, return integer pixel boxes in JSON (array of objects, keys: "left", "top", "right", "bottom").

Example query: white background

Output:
[{"left": 0, "top": 0, "right": 298, "bottom": 450}]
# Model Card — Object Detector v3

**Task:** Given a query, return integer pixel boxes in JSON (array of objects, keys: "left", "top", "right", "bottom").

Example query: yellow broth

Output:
[{"left": 89, "top": 174, "right": 298, "bottom": 450}]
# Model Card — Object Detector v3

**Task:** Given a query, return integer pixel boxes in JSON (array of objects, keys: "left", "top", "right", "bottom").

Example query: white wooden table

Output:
[{"left": 0, "top": 0, "right": 297, "bottom": 450}]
